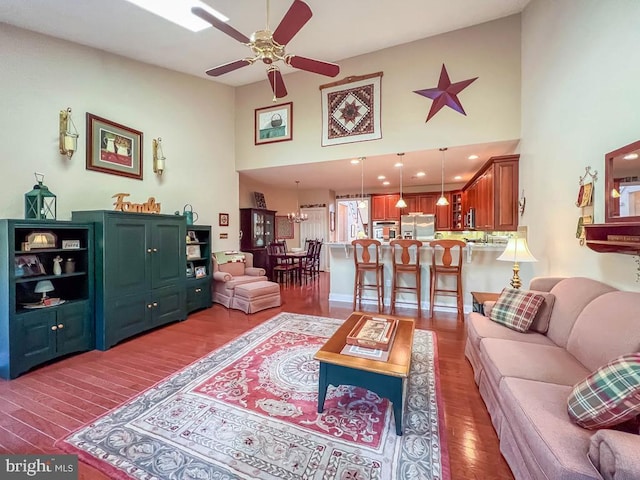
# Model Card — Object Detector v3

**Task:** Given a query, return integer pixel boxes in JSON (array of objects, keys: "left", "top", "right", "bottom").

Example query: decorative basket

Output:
[{"left": 270, "top": 113, "right": 283, "bottom": 127}]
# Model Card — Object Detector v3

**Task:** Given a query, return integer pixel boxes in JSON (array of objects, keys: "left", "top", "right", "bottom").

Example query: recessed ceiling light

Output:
[
  {"left": 382, "top": 181, "right": 390, "bottom": 186},
  {"left": 454, "top": 175, "right": 462, "bottom": 180},
  {"left": 468, "top": 155, "right": 479, "bottom": 160},
  {"left": 123, "top": 0, "right": 228, "bottom": 32},
  {"left": 415, "top": 171, "right": 426, "bottom": 177},
  {"left": 394, "top": 162, "right": 403, "bottom": 168},
  {"left": 623, "top": 153, "right": 639, "bottom": 160},
  {"left": 377, "top": 175, "right": 386, "bottom": 180},
  {"left": 350, "top": 159, "right": 360, "bottom": 164}
]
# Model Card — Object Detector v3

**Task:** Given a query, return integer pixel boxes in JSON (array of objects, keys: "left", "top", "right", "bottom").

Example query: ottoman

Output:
[{"left": 231, "top": 281, "right": 281, "bottom": 314}]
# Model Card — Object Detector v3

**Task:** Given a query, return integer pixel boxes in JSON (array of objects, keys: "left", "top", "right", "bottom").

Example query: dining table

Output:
[{"left": 268, "top": 250, "right": 308, "bottom": 285}]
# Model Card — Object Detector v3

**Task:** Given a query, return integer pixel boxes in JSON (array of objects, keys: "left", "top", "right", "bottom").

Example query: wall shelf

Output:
[{"left": 584, "top": 222, "right": 640, "bottom": 255}]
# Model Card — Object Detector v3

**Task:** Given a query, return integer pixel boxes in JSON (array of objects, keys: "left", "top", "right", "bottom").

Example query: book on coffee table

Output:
[{"left": 346, "top": 316, "right": 398, "bottom": 351}]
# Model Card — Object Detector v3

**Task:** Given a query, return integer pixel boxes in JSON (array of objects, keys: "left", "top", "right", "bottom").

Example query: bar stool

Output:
[
  {"left": 429, "top": 239, "right": 466, "bottom": 320},
  {"left": 351, "top": 239, "right": 384, "bottom": 313},
  {"left": 389, "top": 239, "right": 423, "bottom": 315}
]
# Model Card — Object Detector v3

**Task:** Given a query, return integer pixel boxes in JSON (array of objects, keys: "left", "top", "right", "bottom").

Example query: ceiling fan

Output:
[{"left": 192, "top": 0, "right": 340, "bottom": 99}]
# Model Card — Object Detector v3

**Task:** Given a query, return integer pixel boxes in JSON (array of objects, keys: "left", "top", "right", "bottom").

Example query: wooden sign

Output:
[{"left": 112, "top": 193, "right": 161, "bottom": 214}]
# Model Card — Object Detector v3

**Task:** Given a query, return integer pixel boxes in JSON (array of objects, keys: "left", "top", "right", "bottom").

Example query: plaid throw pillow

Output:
[
  {"left": 489, "top": 288, "right": 546, "bottom": 333},
  {"left": 567, "top": 353, "right": 640, "bottom": 429}
]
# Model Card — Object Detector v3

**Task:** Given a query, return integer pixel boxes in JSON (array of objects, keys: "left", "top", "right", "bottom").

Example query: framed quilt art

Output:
[{"left": 320, "top": 72, "right": 383, "bottom": 146}]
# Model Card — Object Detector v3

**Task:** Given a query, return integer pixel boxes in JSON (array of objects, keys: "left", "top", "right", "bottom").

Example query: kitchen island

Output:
[{"left": 328, "top": 242, "right": 519, "bottom": 314}]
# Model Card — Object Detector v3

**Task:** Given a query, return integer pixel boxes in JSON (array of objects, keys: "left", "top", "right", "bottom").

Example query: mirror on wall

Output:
[{"left": 605, "top": 140, "right": 640, "bottom": 223}]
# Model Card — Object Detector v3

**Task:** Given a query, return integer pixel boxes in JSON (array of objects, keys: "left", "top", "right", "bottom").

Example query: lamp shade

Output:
[
  {"left": 34, "top": 280, "right": 54, "bottom": 294},
  {"left": 497, "top": 237, "right": 537, "bottom": 263}
]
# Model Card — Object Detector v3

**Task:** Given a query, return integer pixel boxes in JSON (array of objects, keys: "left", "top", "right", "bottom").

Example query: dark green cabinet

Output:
[
  {"left": 72, "top": 211, "right": 187, "bottom": 350},
  {"left": 0, "top": 220, "right": 94, "bottom": 379},
  {"left": 186, "top": 225, "right": 212, "bottom": 313}
]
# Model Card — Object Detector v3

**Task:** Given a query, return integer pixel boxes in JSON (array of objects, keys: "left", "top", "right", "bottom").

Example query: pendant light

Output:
[
  {"left": 436, "top": 148, "right": 450, "bottom": 206},
  {"left": 358, "top": 157, "right": 366, "bottom": 209},
  {"left": 288, "top": 180, "right": 308, "bottom": 223},
  {"left": 395, "top": 153, "right": 407, "bottom": 208}
]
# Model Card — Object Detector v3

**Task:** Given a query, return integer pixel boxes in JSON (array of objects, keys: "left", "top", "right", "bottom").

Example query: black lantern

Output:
[{"left": 25, "top": 173, "right": 57, "bottom": 220}]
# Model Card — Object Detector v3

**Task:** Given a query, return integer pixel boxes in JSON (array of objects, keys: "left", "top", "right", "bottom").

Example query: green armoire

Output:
[{"left": 72, "top": 211, "right": 187, "bottom": 350}]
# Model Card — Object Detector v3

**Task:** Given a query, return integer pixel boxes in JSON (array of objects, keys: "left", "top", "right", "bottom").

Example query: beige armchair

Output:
[{"left": 211, "top": 251, "right": 268, "bottom": 308}]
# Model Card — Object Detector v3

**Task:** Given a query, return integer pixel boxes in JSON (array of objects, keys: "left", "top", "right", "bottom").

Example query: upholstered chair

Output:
[{"left": 211, "top": 252, "right": 267, "bottom": 308}]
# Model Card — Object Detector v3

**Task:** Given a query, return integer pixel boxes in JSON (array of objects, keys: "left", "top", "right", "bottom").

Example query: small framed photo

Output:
[
  {"left": 187, "top": 231, "right": 199, "bottom": 243},
  {"left": 15, "top": 255, "right": 46, "bottom": 277},
  {"left": 62, "top": 239, "right": 81, "bottom": 249},
  {"left": 195, "top": 266, "right": 207, "bottom": 279},
  {"left": 255, "top": 102, "right": 293, "bottom": 145},
  {"left": 219, "top": 213, "right": 229, "bottom": 227},
  {"left": 86, "top": 113, "right": 143, "bottom": 180},
  {"left": 186, "top": 245, "right": 201, "bottom": 260},
  {"left": 186, "top": 262, "right": 195, "bottom": 278}
]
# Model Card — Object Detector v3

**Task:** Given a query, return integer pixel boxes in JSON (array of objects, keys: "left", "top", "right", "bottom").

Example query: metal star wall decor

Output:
[{"left": 414, "top": 64, "right": 478, "bottom": 122}]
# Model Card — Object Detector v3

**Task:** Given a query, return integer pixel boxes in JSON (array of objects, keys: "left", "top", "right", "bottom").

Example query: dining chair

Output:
[{"left": 267, "top": 242, "right": 297, "bottom": 284}]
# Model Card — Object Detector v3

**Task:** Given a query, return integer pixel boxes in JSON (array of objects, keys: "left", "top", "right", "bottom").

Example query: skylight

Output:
[{"left": 123, "top": 0, "right": 229, "bottom": 32}]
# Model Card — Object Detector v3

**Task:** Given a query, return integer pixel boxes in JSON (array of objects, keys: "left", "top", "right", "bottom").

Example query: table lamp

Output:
[
  {"left": 34, "top": 280, "right": 55, "bottom": 303},
  {"left": 496, "top": 236, "right": 537, "bottom": 289}
]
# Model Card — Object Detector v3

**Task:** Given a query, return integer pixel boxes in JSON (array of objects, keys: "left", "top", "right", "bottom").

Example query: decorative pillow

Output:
[
  {"left": 489, "top": 288, "right": 546, "bottom": 332},
  {"left": 529, "top": 291, "right": 556, "bottom": 333},
  {"left": 567, "top": 353, "right": 640, "bottom": 429}
]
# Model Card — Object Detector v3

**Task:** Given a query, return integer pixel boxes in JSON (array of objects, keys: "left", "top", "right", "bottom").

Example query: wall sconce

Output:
[
  {"left": 152, "top": 137, "right": 166, "bottom": 175},
  {"left": 59, "top": 107, "right": 79, "bottom": 158}
]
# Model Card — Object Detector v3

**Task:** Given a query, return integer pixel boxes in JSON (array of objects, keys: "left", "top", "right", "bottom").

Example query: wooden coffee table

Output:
[{"left": 314, "top": 311, "right": 415, "bottom": 435}]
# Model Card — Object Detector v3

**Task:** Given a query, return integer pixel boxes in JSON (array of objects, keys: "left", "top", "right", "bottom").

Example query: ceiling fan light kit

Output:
[{"left": 192, "top": 0, "right": 339, "bottom": 100}]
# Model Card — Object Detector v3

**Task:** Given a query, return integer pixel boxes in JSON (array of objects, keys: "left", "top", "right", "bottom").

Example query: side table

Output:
[{"left": 470, "top": 291, "right": 500, "bottom": 315}]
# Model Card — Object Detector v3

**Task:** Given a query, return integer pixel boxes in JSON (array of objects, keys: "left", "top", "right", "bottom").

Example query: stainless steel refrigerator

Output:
[{"left": 400, "top": 214, "right": 436, "bottom": 241}]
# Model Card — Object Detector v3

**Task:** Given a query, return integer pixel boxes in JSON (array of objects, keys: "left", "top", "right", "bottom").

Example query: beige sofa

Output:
[
  {"left": 211, "top": 252, "right": 268, "bottom": 308},
  {"left": 465, "top": 276, "right": 640, "bottom": 480}
]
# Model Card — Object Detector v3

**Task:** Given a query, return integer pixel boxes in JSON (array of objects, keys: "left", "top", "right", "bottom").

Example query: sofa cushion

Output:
[
  {"left": 490, "top": 288, "right": 546, "bottom": 332},
  {"left": 481, "top": 338, "right": 590, "bottom": 387},
  {"left": 224, "top": 275, "right": 268, "bottom": 290},
  {"left": 567, "top": 353, "right": 640, "bottom": 429},
  {"left": 546, "top": 277, "right": 616, "bottom": 348},
  {"left": 466, "top": 312, "right": 554, "bottom": 352},
  {"left": 219, "top": 261, "right": 246, "bottom": 277},
  {"left": 499, "top": 377, "right": 601, "bottom": 479},
  {"left": 566, "top": 291, "right": 640, "bottom": 372}
]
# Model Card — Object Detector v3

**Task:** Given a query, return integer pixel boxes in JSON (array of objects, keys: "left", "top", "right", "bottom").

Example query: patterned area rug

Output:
[{"left": 57, "top": 313, "right": 450, "bottom": 480}]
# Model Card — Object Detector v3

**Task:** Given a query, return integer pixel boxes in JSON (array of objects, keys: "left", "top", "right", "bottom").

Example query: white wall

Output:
[
  {"left": 1, "top": 23, "right": 239, "bottom": 252},
  {"left": 520, "top": 0, "right": 640, "bottom": 290},
  {"left": 235, "top": 15, "right": 521, "bottom": 171}
]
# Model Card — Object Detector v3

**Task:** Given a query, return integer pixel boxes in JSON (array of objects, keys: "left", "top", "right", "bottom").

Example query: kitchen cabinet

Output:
[
  {"left": 463, "top": 155, "right": 519, "bottom": 231},
  {"left": 450, "top": 191, "right": 463, "bottom": 230},
  {"left": 72, "top": 211, "right": 186, "bottom": 350},
  {"left": 371, "top": 194, "right": 400, "bottom": 221},
  {"left": 240, "top": 208, "right": 276, "bottom": 271},
  {"left": 0, "top": 220, "right": 94, "bottom": 379},
  {"left": 186, "top": 225, "right": 212, "bottom": 313}
]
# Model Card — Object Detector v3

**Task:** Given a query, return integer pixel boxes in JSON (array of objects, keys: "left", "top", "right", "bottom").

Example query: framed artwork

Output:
[
  {"left": 576, "top": 182, "right": 594, "bottom": 207},
  {"left": 187, "top": 231, "right": 199, "bottom": 243},
  {"left": 86, "top": 113, "right": 143, "bottom": 180},
  {"left": 219, "top": 213, "right": 229, "bottom": 227},
  {"left": 275, "top": 216, "right": 294, "bottom": 239},
  {"left": 186, "top": 245, "right": 201, "bottom": 260},
  {"left": 254, "top": 192, "right": 267, "bottom": 209},
  {"left": 255, "top": 102, "right": 293, "bottom": 145},
  {"left": 15, "top": 255, "right": 46, "bottom": 277},
  {"left": 195, "top": 266, "right": 207, "bottom": 279},
  {"left": 320, "top": 72, "right": 383, "bottom": 146}
]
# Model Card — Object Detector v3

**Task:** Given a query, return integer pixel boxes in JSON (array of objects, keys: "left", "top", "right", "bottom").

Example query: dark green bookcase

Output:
[
  {"left": 186, "top": 224, "right": 212, "bottom": 313},
  {"left": 0, "top": 219, "right": 94, "bottom": 379},
  {"left": 72, "top": 210, "right": 187, "bottom": 350}
]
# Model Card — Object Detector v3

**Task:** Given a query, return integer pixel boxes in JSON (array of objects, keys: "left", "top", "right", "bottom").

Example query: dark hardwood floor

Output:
[{"left": 0, "top": 273, "right": 514, "bottom": 480}]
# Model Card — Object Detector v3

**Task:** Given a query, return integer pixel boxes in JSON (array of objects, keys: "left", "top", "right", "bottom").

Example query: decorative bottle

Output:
[{"left": 64, "top": 258, "right": 75, "bottom": 274}]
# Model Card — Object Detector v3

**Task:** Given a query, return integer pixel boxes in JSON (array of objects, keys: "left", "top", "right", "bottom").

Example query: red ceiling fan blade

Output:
[
  {"left": 191, "top": 7, "right": 250, "bottom": 44},
  {"left": 272, "top": 0, "right": 312, "bottom": 46},
  {"left": 268, "top": 68, "right": 288, "bottom": 98},
  {"left": 287, "top": 55, "right": 340, "bottom": 77},
  {"left": 206, "top": 59, "right": 252, "bottom": 77}
]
